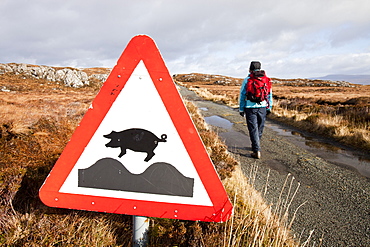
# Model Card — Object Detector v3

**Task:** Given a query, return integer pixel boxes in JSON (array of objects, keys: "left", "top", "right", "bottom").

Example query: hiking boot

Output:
[{"left": 251, "top": 151, "right": 261, "bottom": 159}]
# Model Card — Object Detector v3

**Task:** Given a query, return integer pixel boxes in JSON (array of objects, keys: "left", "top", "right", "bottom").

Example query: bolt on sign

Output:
[{"left": 39, "top": 35, "right": 233, "bottom": 222}]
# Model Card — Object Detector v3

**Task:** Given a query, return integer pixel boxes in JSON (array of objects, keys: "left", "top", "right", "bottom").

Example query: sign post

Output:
[
  {"left": 39, "top": 35, "right": 232, "bottom": 225},
  {"left": 133, "top": 216, "right": 149, "bottom": 247}
]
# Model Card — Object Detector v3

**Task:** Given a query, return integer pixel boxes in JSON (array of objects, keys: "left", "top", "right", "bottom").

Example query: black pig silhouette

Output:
[{"left": 104, "top": 128, "right": 167, "bottom": 162}]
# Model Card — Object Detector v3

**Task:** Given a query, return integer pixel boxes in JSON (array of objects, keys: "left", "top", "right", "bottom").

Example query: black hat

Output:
[{"left": 249, "top": 61, "right": 261, "bottom": 71}]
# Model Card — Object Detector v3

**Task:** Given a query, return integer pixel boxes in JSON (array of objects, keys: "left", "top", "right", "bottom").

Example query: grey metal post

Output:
[{"left": 133, "top": 216, "right": 149, "bottom": 247}]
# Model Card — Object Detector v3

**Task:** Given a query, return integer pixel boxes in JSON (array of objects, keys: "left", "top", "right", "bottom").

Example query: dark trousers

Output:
[{"left": 244, "top": 107, "right": 266, "bottom": 152}]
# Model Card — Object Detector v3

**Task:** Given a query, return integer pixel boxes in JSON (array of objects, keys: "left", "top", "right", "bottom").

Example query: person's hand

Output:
[
  {"left": 266, "top": 109, "right": 271, "bottom": 115},
  {"left": 239, "top": 111, "right": 245, "bottom": 117}
]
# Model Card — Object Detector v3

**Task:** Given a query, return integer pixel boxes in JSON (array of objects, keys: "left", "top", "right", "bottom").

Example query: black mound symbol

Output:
[{"left": 78, "top": 158, "right": 194, "bottom": 197}]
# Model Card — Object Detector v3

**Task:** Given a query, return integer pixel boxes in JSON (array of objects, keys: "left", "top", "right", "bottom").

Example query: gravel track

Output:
[{"left": 180, "top": 86, "right": 370, "bottom": 246}]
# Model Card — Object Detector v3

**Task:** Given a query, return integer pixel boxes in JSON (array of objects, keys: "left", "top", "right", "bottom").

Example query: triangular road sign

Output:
[{"left": 39, "top": 35, "right": 233, "bottom": 222}]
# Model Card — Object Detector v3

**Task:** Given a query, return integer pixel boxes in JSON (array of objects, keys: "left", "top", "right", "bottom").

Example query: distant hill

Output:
[
  {"left": 310, "top": 75, "right": 370, "bottom": 85},
  {"left": 174, "top": 73, "right": 354, "bottom": 87}
]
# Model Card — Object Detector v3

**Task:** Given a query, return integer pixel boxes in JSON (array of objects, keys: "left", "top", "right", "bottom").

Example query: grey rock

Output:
[{"left": 0, "top": 63, "right": 109, "bottom": 88}]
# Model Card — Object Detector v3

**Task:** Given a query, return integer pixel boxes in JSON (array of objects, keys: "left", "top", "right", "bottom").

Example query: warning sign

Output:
[{"left": 39, "top": 35, "right": 233, "bottom": 222}]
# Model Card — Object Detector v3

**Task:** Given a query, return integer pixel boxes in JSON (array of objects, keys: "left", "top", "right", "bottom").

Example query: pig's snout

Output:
[{"left": 105, "top": 138, "right": 120, "bottom": 147}]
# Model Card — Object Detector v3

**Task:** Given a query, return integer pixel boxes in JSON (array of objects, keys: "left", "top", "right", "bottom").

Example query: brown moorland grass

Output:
[
  {"left": 0, "top": 72, "right": 301, "bottom": 246},
  {"left": 175, "top": 74, "right": 370, "bottom": 151}
]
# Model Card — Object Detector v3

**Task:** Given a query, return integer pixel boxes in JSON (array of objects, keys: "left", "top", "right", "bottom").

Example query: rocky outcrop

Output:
[{"left": 0, "top": 63, "right": 110, "bottom": 88}]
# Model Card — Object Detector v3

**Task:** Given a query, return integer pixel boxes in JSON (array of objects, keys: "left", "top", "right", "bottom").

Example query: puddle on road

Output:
[
  {"left": 267, "top": 122, "right": 370, "bottom": 178},
  {"left": 204, "top": 115, "right": 233, "bottom": 129},
  {"left": 204, "top": 115, "right": 250, "bottom": 148}
]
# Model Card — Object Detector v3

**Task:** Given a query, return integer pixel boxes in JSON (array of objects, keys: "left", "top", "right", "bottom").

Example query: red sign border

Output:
[{"left": 39, "top": 35, "right": 233, "bottom": 222}]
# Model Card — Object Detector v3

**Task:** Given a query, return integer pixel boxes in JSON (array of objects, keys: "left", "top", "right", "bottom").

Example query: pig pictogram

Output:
[{"left": 104, "top": 128, "right": 167, "bottom": 162}]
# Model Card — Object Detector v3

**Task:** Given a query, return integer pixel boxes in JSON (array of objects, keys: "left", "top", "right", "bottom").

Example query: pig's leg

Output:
[
  {"left": 118, "top": 147, "right": 127, "bottom": 158},
  {"left": 144, "top": 151, "right": 155, "bottom": 162}
]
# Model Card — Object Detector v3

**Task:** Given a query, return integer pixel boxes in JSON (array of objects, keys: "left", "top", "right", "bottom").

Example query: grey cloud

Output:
[{"left": 1, "top": 0, "right": 370, "bottom": 78}]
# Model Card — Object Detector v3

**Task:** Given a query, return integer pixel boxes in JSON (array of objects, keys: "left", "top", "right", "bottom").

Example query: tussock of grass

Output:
[
  {"left": 1, "top": 212, "right": 124, "bottom": 246},
  {"left": 222, "top": 165, "right": 300, "bottom": 246},
  {"left": 0, "top": 117, "right": 133, "bottom": 246}
]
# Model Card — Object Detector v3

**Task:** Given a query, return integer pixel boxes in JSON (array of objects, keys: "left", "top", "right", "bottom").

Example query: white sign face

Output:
[{"left": 59, "top": 60, "right": 212, "bottom": 206}]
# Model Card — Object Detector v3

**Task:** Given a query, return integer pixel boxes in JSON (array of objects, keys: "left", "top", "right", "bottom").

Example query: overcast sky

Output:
[{"left": 1, "top": 0, "right": 370, "bottom": 79}]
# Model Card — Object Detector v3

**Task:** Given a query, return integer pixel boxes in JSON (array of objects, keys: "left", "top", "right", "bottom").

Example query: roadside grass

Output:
[
  {"left": 177, "top": 80, "right": 238, "bottom": 108},
  {"left": 222, "top": 165, "right": 303, "bottom": 246},
  {"left": 0, "top": 73, "right": 302, "bottom": 246},
  {"left": 270, "top": 97, "right": 370, "bottom": 150}
]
